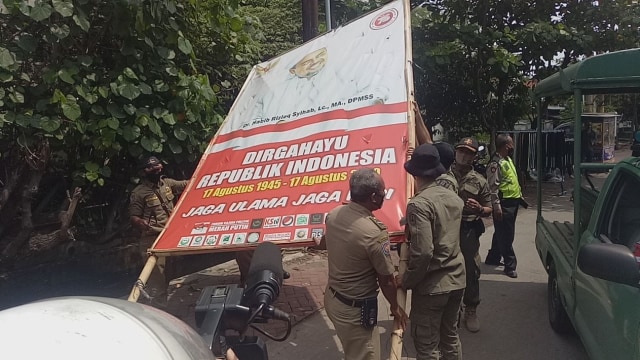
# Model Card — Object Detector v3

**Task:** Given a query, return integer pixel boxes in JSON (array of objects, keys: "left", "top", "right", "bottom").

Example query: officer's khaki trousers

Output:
[
  {"left": 139, "top": 235, "right": 169, "bottom": 302},
  {"left": 410, "top": 289, "right": 464, "bottom": 360},
  {"left": 324, "top": 288, "right": 381, "bottom": 360}
]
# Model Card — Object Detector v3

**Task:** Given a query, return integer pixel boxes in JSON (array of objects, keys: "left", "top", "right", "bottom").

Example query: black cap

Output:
[
  {"left": 455, "top": 137, "right": 479, "bottom": 153},
  {"left": 141, "top": 155, "right": 161, "bottom": 169},
  {"left": 404, "top": 144, "right": 446, "bottom": 178},
  {"left": 434, "top": 142, "right": 455, "bottom": 169}
]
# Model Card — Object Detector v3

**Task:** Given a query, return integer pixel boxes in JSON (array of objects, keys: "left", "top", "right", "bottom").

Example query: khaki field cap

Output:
[
  {"left": 455, "top": 137, "right": 479, "bottom": 153},
  {"left": 404, "top": 144, "right": 446, "bottom": 178}
]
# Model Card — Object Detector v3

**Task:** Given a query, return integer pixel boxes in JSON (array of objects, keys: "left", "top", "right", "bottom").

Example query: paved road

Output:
[{"left": 268, "top": 204, "right": 588, "bottom": 360}]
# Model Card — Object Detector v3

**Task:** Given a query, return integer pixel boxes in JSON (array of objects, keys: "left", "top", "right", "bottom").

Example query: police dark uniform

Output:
[
  {"left": 324, "top": 202, "right": 394, "bottom": 360},
  {"left": 402, "top": 143, "right": 465, "bottom": 360},
  {"left": 486, "top": 150, "right": 522, "bottom": 276},
  {"left": 451, "top": 138, "right": 492, "bottom": 331}
]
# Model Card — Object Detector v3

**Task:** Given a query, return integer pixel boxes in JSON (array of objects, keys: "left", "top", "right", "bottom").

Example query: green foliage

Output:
[
  {"left": 411, "top": 0, "right": 640, "bottom": 143},
  {"left": 239, "top": 0, "right": 303, "bottom": 61},
  {"left": 0, "top": 0, "right": 258, "bottom": 189}
]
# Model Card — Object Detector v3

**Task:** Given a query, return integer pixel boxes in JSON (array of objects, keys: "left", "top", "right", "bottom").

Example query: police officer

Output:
[
  {"left": 315, "top": 168, "right": 407, "bottom": 360},
  {"left": 400, "top": 144, "right": 465, "bottom": 360},
  {"left": 485, "top": 134, "right": 523, "bottom": 278},
  {"left": 129, "top": 155, "right": 188, "bottom": 306},
  {"left": 451, "top": 137, "right": 492, "bottom": 333}
]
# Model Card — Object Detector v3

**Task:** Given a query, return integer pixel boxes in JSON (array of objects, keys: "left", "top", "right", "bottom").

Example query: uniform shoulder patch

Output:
[
  {"left": 378, "top": 232, "right": 389, "bottom": 244},
  {"left": 368, "top": 216, "right": 387, "bottom": 231},
  {"left": 436, "top": 178, "right": 456, "bottom": 191},
  {"left": 381, "top": 240, "right": 391, "bottom": 257}
]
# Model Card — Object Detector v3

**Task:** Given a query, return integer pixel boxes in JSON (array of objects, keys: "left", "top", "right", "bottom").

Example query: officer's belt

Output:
[
  {"left": 329, "top": 287, "right": 369, "bottom": 307},
  {"left": 460, "top": 219, "right": 480, "bottom": 228}
]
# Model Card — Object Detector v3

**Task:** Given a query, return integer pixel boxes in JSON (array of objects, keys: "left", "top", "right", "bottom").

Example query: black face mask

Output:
[
  {"left": 146, "top": 172, "right": 162, "bottom": 183},
  {"left": 507, "top": 148, "right": 515, "bottom": 157}
]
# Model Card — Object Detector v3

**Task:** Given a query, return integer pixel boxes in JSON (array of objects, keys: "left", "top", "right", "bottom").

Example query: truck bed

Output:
[{"left": 536, "top": 219, "right": 575, "bottom": 267}]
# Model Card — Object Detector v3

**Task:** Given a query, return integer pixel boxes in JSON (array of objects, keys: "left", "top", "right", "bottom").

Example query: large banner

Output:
[{"left": 152, "top": 0, "right": 410, "bottom": 253}]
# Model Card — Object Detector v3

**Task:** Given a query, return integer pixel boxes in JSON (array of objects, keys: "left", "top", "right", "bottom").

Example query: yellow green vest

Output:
[{"left": 499, "top": 157, "right": 521, "bottom": 199}]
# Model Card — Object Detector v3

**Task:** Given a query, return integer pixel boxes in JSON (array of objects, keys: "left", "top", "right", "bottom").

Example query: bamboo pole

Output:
[
  {"left": 390, "top": 241, "right": 409, "bottom": 360},
  {"left": 127, "top": 254, "right": 158, "bottom": 302},
  {"left": 390, "top": 0, "right": 416, "bottom": 358}
]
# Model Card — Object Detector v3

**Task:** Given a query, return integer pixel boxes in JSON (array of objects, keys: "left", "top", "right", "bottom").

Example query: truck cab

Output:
[{"left": 533, "top": 48, "right": 640, "bottom": 360}]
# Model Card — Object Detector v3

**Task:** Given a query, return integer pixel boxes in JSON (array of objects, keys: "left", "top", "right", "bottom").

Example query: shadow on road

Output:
[{"left": 375, "top": 278, "right": 587, "bottom": 360}]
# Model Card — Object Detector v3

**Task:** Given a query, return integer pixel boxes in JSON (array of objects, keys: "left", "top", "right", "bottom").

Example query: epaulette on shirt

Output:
[{"left": 368, "top": 216, "right": 387, "bottom": 231}]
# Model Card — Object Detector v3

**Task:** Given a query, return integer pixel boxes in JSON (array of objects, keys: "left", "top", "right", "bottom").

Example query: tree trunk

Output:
[
  {"left": 1, "top": 140, "right": 50, "bottom": 260},
  {"left": 2, "top": 168, "right": 45, "bottom": 258},
  {"left": 497, "top": 77, "right": 506, "bottom": 130},
  {"left": 27, "top": 187, "right": 82, "bottom": 253},
  {"left": 0, "top": 166, "right": 26, "bottom": 212},
  {"left": 0, "top": 165, "right": 27, "bottom": 240}
]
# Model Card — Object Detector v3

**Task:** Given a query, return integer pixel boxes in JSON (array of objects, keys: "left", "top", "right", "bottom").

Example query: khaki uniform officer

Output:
[
  {"left": 315, "top": 168, "right": 407, "bottom": 360},
  {"left": 451, "top": 137, "right": 492, "bottom": 333},
  {"left": 129, "top": 156, "right": 221, "bottom": 307},
  {"left": 129, "top": 156, "right": 187, "bottom": 305},
  {"left": 401, "top": 144, "right": 465, "bottom": 360},
  {"left": 434, "top": 141, "right": 459, "bottom": 193}
]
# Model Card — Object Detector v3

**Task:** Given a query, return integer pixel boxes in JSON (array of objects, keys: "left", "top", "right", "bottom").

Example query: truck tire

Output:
[{"left": 548, "top": 261, "right": 573, "bottom": 334}]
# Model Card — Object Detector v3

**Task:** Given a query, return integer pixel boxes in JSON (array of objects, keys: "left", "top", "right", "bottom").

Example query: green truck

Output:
[{"left": 533, "top": 48, "right": 640, "bottom": 360}]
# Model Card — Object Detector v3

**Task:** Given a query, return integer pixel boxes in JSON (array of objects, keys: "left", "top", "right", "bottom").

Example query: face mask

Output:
[
  {"left": 376, "top": 196, "right": 384, "bottom": 210},
  {"left": 146, "top": 172, "right": 161, "bottom": 183},
  {"left": 455, "top": 152, "right": 475, "bottom": 166},
  {"left": 507, "top": 147, "right": 515, "bottom": 157},
  {"left": 372, "top": 191, "right": 385, "bottom": 210}
]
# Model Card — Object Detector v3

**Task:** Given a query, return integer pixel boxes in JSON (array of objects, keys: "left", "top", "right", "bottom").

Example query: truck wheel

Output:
[{"left": 548, "top": 262, "right": 573, "bottom": 334}]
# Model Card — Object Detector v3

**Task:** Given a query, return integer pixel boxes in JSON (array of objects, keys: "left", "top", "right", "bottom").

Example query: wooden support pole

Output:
[
  {"left": 391, "top": 0, "right": 416, "bottom": 358},
  {"left": 127, "top": 255, "right": 158, "bottom": 302},
  {"left": 390, "top": 242, "right": 409, "bottom": 360}
]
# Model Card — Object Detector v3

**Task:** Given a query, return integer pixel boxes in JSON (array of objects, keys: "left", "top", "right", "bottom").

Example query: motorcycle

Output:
[{"left": 473, "top": 143, "right": 489, "bottom": 176}]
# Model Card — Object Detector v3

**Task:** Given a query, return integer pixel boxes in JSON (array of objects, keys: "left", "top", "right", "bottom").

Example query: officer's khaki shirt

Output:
[
  {"left": 325, "top": 202, "right": 394, "bottom": 299},
  {"left": 435, "top": 172, "right": 459, "bottom": 193},
  {"left": 403, "top": 181, "right": 466, "bottom": 295},
  {"left": 452, "top": 164, "right": 492, "bottom": 222},
  {"left": 129, "top": 176, "right": 188, "bottom": 234}
]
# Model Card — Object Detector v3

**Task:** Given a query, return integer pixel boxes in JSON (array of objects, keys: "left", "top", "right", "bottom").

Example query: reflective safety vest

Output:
[{"left": 499, "top": 157, "right": 521, "bottom": 199}]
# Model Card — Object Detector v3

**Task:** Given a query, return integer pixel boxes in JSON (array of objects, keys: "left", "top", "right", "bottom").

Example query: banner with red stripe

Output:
[{"left": 152, "top": 1, "right": 409, "bottom": 253}]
